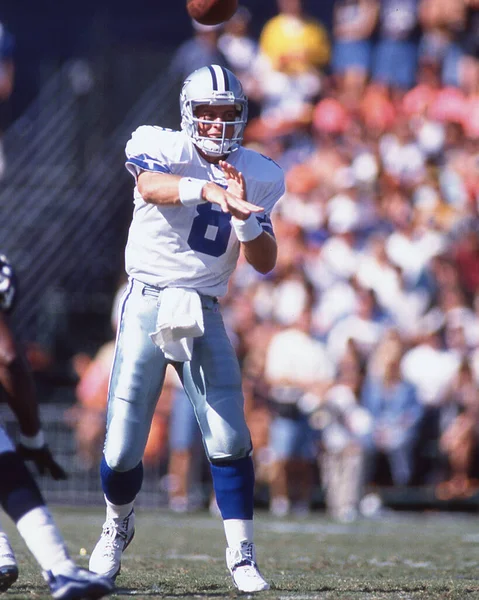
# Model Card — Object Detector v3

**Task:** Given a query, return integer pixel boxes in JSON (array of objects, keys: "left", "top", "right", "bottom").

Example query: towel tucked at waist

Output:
[{"left": 149, "top": 287, "right": 204, "bottom": 362}]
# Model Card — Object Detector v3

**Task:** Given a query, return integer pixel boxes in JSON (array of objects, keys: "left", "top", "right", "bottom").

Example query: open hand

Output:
[
  {"left": 220, "top": 160, "right": 246, "bottom": 200},
  {"left": 203, "top": 162, "right": 264, "bottom": 220}
]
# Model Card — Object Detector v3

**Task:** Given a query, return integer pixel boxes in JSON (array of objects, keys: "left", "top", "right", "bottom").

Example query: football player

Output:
[
  {"left": 0, "top": 255, "right": 114, "bottom": 599},
  {"left": 89, "top": 65, "right": 284, "bottom": 593}
]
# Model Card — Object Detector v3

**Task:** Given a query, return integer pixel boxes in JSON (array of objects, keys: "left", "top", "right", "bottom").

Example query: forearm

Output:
[
  {"left": 137, "top": 172, "right": 184, "bottom": 206},
  {"left": 0, "top": 355, "right": 41, "bottom": 436},
  {"left": 137, "top": 172, "right": 226, "bottom": 209},
  {"left": 242, "top": 231, "right": 277, "bottom": 275},
  {"left": 0, "top": 314, "right": 41, "bottom": 436}
]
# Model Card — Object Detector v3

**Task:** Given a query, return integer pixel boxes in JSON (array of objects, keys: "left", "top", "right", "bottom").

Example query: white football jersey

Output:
[{"left": 124, "top": 126, "right": 285, "bottom": 297}]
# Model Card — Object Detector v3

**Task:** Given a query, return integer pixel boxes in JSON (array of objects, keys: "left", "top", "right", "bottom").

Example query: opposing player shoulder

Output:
[
  {"left": 234, "top": 147, "right": 285, "bottom": 212},
  {"left": 125, "top": 127, "right": 190, "bottom": 178}
]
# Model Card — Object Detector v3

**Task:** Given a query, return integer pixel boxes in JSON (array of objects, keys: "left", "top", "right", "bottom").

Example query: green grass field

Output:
[{"left": 3, "top": 506, "right": 479, "bottom": 599}]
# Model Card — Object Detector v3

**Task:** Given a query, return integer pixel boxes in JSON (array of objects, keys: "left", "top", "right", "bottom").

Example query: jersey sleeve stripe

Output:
[{"left": 126, "top": 156, "right": 171, "bottom": 174}]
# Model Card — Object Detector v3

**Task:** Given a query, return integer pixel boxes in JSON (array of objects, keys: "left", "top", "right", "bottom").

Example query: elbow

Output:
[
  {"left": 256, "top": 260, "right": 276, "bottom": 275},
  {"left": 137, "top": 172, "right": 163, "bottom": 204},
  {"left": 245, "top": 235, "right": 277, "bottom": 274},
  {"left": 258, "top": 246, "right": 277, "bottom": 274},
  {"left": 251, "top": 254, "right": 277, "bottom": 275},
  {"left": 137, "top": 181, "right": 155, "bottom": 204}
]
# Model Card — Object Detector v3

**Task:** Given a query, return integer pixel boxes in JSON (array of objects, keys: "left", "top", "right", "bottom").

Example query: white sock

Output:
[
  {"left": 223, "top": 519, "right": 254, "bottom": 548},
  {"left": 105, "top": 496, "right": 134, "bottom": 520},
  {"left": 16, "top": 507, "right": 70, "bottom": 571}
]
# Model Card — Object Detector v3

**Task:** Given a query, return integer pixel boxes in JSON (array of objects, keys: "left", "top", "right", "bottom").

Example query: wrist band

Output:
[
  {"left": 19, "top": 430, "right": 45, "bottom": 449},
  {"left": 232, "top": 214, "right": 263, "bottom": 242},
  {"left": 178, "top": 177, "right": 207, "bottom": 207}
]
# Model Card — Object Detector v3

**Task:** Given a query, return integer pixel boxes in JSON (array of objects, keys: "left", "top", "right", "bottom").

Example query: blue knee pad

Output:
[
  {"left": 101, "top": 455, "right": 143, "bottom": 505},
  {"left": 0, "top": 451, "right": 45, "bottom": 522},
  {"left": 210, "top": 456, "right": 254, "bottom": 520}
]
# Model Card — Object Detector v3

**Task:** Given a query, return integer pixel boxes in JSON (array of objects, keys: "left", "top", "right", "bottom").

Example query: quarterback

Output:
[{"left": 89, "top": 65, "right": 285, "bottom": 593}]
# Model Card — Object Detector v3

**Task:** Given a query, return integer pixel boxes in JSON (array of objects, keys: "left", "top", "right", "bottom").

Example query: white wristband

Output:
[
  {"left": 178, "top": 177, "right": 207, "bottom": 207},
  {"left": 19, "top": 430, "right": 45, "bottom": 449},
  {"left": 232, "top": 214, "right": 263, "bottom": 242}
]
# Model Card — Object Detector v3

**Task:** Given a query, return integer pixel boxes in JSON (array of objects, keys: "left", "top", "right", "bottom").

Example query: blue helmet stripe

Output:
[
  {"left": 221, "top": 66, "right": 230, "bottom": 91},
  {"left": 208, "top": 65, "right": 218, "bottom": 90}
]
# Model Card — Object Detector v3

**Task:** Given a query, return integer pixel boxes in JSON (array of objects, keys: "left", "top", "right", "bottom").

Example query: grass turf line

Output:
[{"left": 1, "top": 507, "right": 479, "bottom": 599}]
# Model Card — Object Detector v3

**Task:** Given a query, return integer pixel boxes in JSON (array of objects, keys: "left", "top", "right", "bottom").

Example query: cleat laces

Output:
[
  {"left": 101, "top": 521, "right": 128, "bottom": 555},
  {"left": 227, "top": 542, "right": 270, "bottom": 592}
]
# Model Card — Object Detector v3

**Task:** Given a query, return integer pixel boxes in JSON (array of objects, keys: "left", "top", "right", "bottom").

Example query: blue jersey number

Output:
[{"left": 187, "top": 204, "right": 232, "bottom": 257}]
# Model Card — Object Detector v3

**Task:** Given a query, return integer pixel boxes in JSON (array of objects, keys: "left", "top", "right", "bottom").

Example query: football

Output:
[{"left": 187, "top": 0, "right": 238, "bottom": 26}]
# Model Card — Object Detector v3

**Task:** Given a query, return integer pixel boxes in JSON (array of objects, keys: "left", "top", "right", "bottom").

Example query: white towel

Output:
[{"left": 149, "top": 287, "right": 204, "bottom": 362}]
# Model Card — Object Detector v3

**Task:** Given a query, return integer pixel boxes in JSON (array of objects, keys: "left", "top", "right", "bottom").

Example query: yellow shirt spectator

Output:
[{"left": 259, "top": 14, "right": 330, "bottom": 74}]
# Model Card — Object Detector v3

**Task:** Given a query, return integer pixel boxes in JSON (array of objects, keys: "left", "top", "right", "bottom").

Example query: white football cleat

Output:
[
  {"left": 89, "top": 510, "right": 135, "bottom": 580},
  {"left": 226, "top": 541, "right": 270, "bottom": 593},
  {"left": 0, "top": 533, "right": 18, "bottom": 592}
]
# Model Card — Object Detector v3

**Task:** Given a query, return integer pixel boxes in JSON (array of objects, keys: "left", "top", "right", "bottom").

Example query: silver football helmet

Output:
[{"left": 180, "top": 65, "right": 248, "bottom": 157}]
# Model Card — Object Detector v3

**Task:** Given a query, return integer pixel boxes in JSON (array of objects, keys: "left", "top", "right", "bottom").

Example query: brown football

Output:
[{"left": 187, "top": 0, "right": 238, "bottom": 26}]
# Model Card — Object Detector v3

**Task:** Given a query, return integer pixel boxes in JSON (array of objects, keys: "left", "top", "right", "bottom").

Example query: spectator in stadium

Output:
[
  {"left": 459, "top": 1, "right": 479, "bottom": 92},
  {"left": 361, "top": 348, "right": 424, "bottom": 487},
  {"left": 244, "top": 0, "right": 329, "bottom": 144},
  {"left": 259, "top": 0, "right": 330, "bottom": 76},
  {"left": 371, "top": 0, "right": 421, "bottom": 93},
  {"left": 418, "top": 0, "right": 468, "bottom": 89},
  {"left": 168, "top": 20, "right": 231, "bottom": 89},
  {"left": 331, "top": 0, "right": 380, "bottom": 106},
  {"left": 453, "top": 227, "right": 479, "bottom": 297},
  {"left": 239, "top": 322, "right": 276, "bottom": 500},
  {"left": 165, "top": 370, "right": 205, "bottom": 513},
  {"left": 379, "top": 120, "right": 427, "bottom": 190},
  {"left": 264, "top": 294, "right": 334, "bottom": 517},
  {"left": 65, "top": 339, "right": 113, "bottom": 471},
  {"left": 218, "top": 6, "right": 258, "bottom": 79},
  {"left": 305, "top": 97, "right": 352, "bottom": 190},
  {"left": 400, "top": 315, "right": 461, "bottom": 482},
  {"left": 436, "top": 358, "right": 479, "bottom": 499},
  {"left": 327, "top": 284, "right": 388, "bottom": 366},
  {"left": 217, "top": 6, "right": 261, "bottom": 120},
  {"left": 0, "top": 255, "right": 113, "bottom": 599},
  {"left": 313, "top": 341, "right": 371, "bottom": 522},
  {"left": 356, "top": 233, "right": 428, "bottom": 337}
]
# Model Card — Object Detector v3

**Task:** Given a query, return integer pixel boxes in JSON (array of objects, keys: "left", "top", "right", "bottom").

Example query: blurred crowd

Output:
[{"left": 62, "top": 0, "right": 479, "bottom": 521}]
